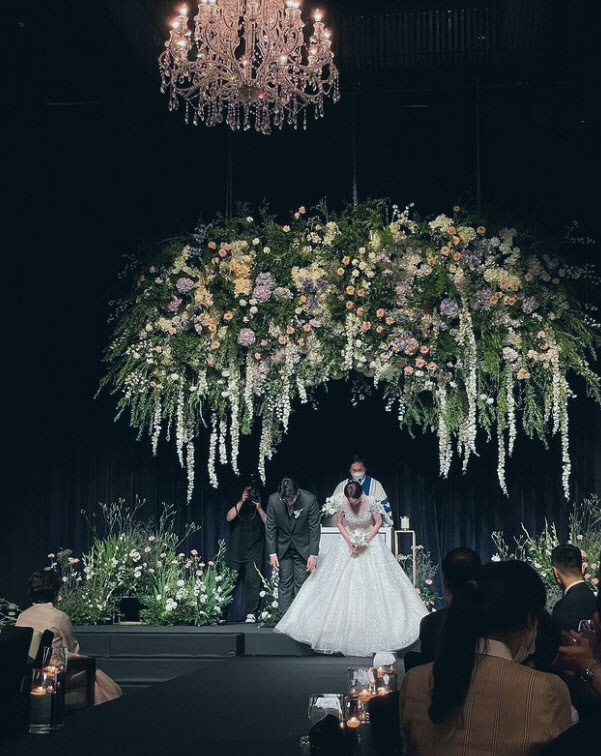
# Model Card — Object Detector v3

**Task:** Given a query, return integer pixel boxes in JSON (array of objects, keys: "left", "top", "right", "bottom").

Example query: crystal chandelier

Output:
[{"left": 159, "top": 1, "right": 340, "bottom": 134}]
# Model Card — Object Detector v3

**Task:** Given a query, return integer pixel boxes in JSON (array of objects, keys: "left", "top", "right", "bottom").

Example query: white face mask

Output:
[
  {"left": 513, "top": 622, "right": 537, "bottom": 663},
  {"left": 350, "top": 471, "right": 365, "bottom": 482}
]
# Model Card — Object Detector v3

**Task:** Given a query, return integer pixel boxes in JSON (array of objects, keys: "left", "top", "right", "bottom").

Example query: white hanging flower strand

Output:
[
  {"left": 497, "top": 418, "right": 508, "bottom": 496},
  {"left": 151, "top": 400, "right": 162, "bottom": 456},
  {"left": 175, "top": 389, "right": 186, "bottom": 468},
  {"left": 506, "top": 370, "right": 516, "bottom": 456},
  {"left": 208, "top": 413, "right": 218, "bottom": 489},
  {"left": 437, "top": 383, "right": 452, "bottom": 478}
]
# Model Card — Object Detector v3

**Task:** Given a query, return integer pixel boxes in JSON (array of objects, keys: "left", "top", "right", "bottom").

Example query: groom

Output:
[{"left": 266, "top": 477, "right": 321, "bottom": 614}]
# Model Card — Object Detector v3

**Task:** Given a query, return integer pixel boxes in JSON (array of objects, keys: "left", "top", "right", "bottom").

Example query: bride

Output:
[{"left": 274, "top": 481, "right": 428, "bottom": 656}]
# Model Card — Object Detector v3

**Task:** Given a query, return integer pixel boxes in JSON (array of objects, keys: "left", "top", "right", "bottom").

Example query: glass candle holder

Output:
[
  {"left": 29, "top": 669, "right": 55, "bottom": 735},
  {"left": 308, "top": 694, "right": 345, "bottom": 754},
  {"left": 308, "top": 693, "right": 344, "bottom": 728},
  {"left": 47, "top": 647, "right": 68, "bottom": 730},
  {"left": 344, "top": 695, "right": 370, "bottom": 726},
  {"left": 347, "top": 667, "right": 375, "bottom": 701},
  {"left": 375, "top": 663, "right": 397, "bottom": 695}
]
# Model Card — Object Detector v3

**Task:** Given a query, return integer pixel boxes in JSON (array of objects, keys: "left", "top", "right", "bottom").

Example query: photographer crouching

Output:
[{"left": 225, "top": 477, "right": 267, "bottom": 623}]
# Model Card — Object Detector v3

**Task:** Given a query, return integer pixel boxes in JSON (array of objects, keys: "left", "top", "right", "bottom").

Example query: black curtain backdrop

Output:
[{"left": 4, "top": 0, "right": 600, "bottom": 607}]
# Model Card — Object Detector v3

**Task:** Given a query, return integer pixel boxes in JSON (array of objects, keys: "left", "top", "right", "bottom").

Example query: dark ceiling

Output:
[{"left": 8, "top": 0, "right": 600, "bottom": 240}]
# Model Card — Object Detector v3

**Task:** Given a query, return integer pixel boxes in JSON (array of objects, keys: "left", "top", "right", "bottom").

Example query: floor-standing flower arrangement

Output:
[
  {"left": 397, "top": 546, "right": 441, "bottom": 610},
  {"left": 491, "top": 494, "right": 601, "bottom": 610},
  {"left": 140, "top": 541, "right": 236, "bottom": 626},
  {"left": 257, "top": 567, "right": 281, "bottom": 627},
  {"left": 100, "top": 202, "right": 601, "bottom": 500}
]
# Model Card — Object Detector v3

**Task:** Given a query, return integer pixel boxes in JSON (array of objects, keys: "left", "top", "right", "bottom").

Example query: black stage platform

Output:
[
  {"left": 75, "top": 624, "right": 326, "bottom": 692},
  {"left": 6, "top": 656, "right": 388, "bottom": 756}
]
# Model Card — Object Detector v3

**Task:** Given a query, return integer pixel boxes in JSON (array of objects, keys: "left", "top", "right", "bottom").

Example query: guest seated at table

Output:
[
  {"left": 400, "top": 561, "right": 572, "bottom": 755},
  {"left": 542, "top": 589, "right": 601, "bottom": 752},
  {"left": 16, "top": 571, "right": 122, "bottom": 705},
  {"left": 551, "top": 544, "right": 597, "bottom": 632},
  {"left": 419, "top": 546, "right": 481, "bottom": 663}
]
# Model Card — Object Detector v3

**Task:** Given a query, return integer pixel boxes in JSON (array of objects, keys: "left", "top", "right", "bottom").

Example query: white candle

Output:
[{"left": 400, "top": 516, "right": 410, "bottom": 530}]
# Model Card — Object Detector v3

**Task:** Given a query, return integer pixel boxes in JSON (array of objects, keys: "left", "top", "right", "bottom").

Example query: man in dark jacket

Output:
[
  {"left": 551, "top": 544, "right": 597, "bottom": 632},
  {"left": 266, "top": 477, "right": 321, "bottom": 614}
]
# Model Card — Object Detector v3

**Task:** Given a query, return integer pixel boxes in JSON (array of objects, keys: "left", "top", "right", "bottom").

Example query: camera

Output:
[{"left": 248, "top": 474, "right": 261, "bottom": 504}]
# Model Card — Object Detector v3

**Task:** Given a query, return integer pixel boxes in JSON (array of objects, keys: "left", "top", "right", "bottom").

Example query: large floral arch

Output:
[{"left": 101, "top": 202, "right": 600, "bottom": 501}]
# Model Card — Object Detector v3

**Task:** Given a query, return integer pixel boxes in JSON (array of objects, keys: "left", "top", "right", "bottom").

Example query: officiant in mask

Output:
[{"left": 329, "top": 454, "right": 394, "bottom": 526}]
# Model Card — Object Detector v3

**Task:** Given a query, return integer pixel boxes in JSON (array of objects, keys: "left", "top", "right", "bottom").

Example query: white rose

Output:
[{"left": 252, "top": 238, "right": 260, "bottom": 246}]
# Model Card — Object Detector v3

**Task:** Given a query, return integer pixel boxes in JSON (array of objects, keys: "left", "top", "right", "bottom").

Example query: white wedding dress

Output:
[{"left": 274, "top": 497, "right": 428, "bottom": 656}]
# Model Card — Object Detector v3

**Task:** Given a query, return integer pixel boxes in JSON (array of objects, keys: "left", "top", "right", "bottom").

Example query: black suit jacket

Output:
[
  {"left": 551, "top": 582, "right": 597, "bottom": 632},
  {"left": 419, "top": 606, "right": 448, "bottom": 663},
  {"left": 265, "top": 489, "right": 321, "bottom": 560}
]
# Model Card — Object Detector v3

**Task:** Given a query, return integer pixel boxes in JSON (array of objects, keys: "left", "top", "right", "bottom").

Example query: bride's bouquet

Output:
[{"left": 349, "top": 531, "right": 369, "bottom": 557}]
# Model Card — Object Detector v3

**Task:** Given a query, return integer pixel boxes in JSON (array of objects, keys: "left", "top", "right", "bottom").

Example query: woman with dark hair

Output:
[
  {"left": 400, "top": 561, "right": 572, "bottom": 755},
  {"left": 16, "top": 571, "right": 121, "bottom": 705},
  {"left": 275, "top": 480, "right": 427, "bottom": 655}
]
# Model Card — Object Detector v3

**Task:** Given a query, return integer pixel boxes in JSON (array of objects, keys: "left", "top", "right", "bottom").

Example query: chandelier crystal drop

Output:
[{"left": 159, "top": 1, "right": 340, "bottom": 134}]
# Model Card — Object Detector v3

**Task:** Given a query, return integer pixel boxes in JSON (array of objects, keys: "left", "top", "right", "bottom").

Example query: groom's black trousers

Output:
[{"left": 278, "top": 544, "right": 309, "bottom": 614}]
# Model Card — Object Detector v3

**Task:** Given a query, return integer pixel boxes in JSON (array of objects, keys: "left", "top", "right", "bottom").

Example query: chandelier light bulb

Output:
[{"left": 159, "top": 0, "right": 340, "bottom": 133}]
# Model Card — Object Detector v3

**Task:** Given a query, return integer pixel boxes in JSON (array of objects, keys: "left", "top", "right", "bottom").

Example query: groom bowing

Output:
[{"left": 266, "top": 477, "right": 321, "bottom": 614}]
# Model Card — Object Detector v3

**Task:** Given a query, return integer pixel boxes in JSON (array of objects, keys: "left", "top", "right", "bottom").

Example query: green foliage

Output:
[
  {"left": 491, "top": 494, "right": 601, "bottom": 610},
  {"left": 397, "top": 546, "right": 442, "bottom": 610},
  {"left": 0, "top": 598, "right": 20, "bottom": 626},
  {"left": 256, "top": 567, "right": 282, "bottom": 627},
  {"left": 45, "top": 501, "right": 237, "bottom": 626}
]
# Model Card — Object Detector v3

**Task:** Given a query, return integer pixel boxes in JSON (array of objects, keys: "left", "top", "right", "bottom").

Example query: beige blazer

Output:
[
  {"left": 401, "top": 651, "right": 572, "bottom": 756},
  {"left": 16, "top": 602, "right": 80, "bottom": 653}
]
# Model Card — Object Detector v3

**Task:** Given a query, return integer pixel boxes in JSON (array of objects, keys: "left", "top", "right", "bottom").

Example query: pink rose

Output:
[
  {"left": 144, "top": 546, "right": 152, "bottom": 553},
  {"left": 425, "top": 579, "right": 433, "bottom": 585},
  {"left": 415, "top": 357, "right": 426, "bottom": 368},
  {"left": 593, "top": 578, "right": 599, "bottom": 585},
  {"left": 577, "top": 534, "right": 584, "bottom": 540},
  {"left": 404, "top": 366, "right": 414, "bottom": 375}
]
